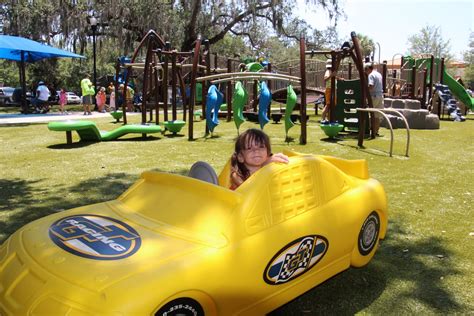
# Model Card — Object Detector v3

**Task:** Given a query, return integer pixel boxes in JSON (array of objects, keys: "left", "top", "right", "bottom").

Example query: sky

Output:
[{"left": 297, "top": 0, "right": 473, "bottom": 62}]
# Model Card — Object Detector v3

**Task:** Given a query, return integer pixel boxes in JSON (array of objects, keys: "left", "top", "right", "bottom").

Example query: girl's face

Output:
[{"left": 238, "top": 139, "right": 268, "bottom": 168}]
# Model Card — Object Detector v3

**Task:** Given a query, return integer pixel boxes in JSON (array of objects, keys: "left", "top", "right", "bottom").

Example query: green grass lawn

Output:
[{"left": 1, "top": 111, "right": 473, "bottom": 314}]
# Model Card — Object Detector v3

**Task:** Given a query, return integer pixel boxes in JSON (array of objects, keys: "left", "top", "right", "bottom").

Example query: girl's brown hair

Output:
[{"left": 231, "top": 128, "right": 271, "bottom": 181}]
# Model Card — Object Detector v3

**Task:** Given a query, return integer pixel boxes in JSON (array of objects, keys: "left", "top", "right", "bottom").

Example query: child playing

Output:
[
  {"left": 109, "top": 88, "right": 116, "bottom": 111},
  {"left": 230, "top": 128, "right": 289, "bottom": 190},
  {"left": 58, "top": 88, "right": 67, "bottom": 114},
  {"left": 96, "top": 87, "right": 107, "bottom": 112}
]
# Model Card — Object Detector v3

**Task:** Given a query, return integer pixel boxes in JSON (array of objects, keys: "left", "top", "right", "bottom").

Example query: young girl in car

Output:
[{"left": 230, "top": 129, "right": 289, "bottom": 190}]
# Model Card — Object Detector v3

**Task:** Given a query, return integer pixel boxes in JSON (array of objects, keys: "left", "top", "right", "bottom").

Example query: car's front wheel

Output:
[
  {"left": 350, "top": 211, "right": 381, "bottom": 267},
  {"left": 155, "top": 297, "right": 204, "bottom": 316}
]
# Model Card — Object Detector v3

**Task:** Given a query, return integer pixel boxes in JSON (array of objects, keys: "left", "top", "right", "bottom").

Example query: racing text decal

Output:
[
  {"left": 49, "top": 214, "right": 141, "bottom": 260},
  {"left": 264, "top": 235, "right": 328, "bottom": 284}
]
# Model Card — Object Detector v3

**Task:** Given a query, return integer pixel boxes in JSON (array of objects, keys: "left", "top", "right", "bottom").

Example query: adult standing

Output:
[
  {"left": 365, "top": 63, "right": 384, "bottom": 136},
  {"left": 321, "top": 59, "right": 335, "bottom": 123},
  {"left": 81, "top": 73, "right": 94, "bottom": 115},
  {"left": 33, "top": 81, "right": 50, "bottom": 114}
]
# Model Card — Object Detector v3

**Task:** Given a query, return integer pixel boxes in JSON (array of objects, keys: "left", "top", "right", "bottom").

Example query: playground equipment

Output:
[
  {"left": 284, "top": 85, "right": 297, "bottom": 137},
  {"left": 386, "top": 55, "right": 472, "bottom": 120},
  {"left": 433, "top": 83, "right": 466, "bottom": 121},
  {"left": 110, "top": 110, "right": 123, "bottom": 122},
  {"left": 0, "top": 151, "right": 387, "bottom": 315},
  {"left": 232, "top": 81, "right": 247, "bottom": 132},
  {"left": 117, "top": 30, "right": 196, "bottom": 137},
  {"left": 205, "top": 85, "right": 223, "bottom": 132},
  {"left": 258, "top": 81, "right": 271, "bottom": 129},
  {"left": 47, "top": 120, "right": 162, "bottom": 144}
]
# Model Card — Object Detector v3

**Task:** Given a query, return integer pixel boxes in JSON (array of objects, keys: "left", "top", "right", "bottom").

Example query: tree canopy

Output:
[
  {"left": 406, "top": 24, "right": 452, "bottom": 60},
  {"left": 1, "top": 0, "right": 345, "bottom": 91},
  {"left": 462, "top": 32, "right": 473, "bottom": 88}
]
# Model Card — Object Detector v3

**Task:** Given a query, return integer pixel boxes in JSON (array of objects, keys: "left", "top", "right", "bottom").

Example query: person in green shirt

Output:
[{"left": 81, "top": 74, "right": 95, "bottom": 115}]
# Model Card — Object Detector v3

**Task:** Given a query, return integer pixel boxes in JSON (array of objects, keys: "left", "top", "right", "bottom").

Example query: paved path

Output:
[{"left": 0, "top": 111, "right": 140, "bottom": 125}]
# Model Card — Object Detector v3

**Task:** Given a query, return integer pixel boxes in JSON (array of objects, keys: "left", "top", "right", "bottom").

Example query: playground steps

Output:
[{"left": 382, "top": 98, "right": 439, "bottom": 129}]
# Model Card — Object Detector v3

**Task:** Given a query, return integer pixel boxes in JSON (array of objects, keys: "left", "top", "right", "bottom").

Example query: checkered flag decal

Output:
[{"left": 276, "top": 237, "right": 314, "bottom": 283}]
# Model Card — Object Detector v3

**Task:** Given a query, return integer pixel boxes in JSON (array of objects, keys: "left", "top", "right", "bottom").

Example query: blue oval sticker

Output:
[
  {"left": 264, "top": 235, "right": 328, "bottom": 285},
  {"left": 49, "top": 214, "right": 141, "bottom": 260}
]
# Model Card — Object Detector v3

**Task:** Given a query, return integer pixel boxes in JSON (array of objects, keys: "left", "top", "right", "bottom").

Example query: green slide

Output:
[
  {"left": 443, "top": 69, "right": 474, "bottom": 110},
  {"left": 48, "top": 120, "right": 162, "bottom": 143}
]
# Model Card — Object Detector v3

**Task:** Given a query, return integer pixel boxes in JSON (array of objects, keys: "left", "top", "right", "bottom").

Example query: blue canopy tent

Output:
[{"left": 0, "top": 35, "right": 85, "bottom": 112}]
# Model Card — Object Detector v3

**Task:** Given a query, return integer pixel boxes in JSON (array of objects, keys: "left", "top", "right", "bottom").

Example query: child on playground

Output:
[
  {"left": 321, "top": 59, "right": 336, "bottom": 123},
  {"left": 58, "top": 88, "right": 67, "bottom": 115},
  {"left": 96, "top": 87, "right": 107, "bottom": 112},
  {"left": 230, "top": 128, "right": 289, "bottom": 190}
]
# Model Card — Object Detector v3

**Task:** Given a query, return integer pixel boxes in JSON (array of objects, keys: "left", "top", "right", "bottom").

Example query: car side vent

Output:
[{"left": 270, "top": 162, "right": 320, "bottom": 224}]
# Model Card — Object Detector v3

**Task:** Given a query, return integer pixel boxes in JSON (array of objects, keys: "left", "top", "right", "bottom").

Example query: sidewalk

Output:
[{"left": 0, "top": 111, "right": 140, "bottom": 125}]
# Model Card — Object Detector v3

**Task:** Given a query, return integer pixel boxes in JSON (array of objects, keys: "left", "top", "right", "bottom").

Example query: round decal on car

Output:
[
  {"left": 49, "top": 214, "right": 141, "bottom": 260},
  {"left": 264, "top": 235, "right": 328, "bottom": 285}
]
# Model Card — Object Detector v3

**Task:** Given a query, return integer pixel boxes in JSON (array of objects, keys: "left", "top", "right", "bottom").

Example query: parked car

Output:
[
  {"left": 0, "top": 87, "right": 15, "bottom": 104},
  {"left": 56, "top": 91, "right": 82, "bottom": 104},
  {"left": 0, "top": 151, "right": 387, "bottom": 315}
]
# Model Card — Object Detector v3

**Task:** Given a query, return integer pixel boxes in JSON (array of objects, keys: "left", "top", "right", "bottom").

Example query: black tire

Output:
[
  {"left": 357, "top": 211, "right": 380, "bottom": 256},
  {"left": 155, "top": 297, "right": 204, "bottom": 316}
]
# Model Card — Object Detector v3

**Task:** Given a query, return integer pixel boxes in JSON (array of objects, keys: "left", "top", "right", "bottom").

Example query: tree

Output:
[
  {"left": 1, "top": 0, "right": 344, "bottom": 91},
  {"left": 462, "top": 32, "right": 473, "bottom": 88},
  {"left": 355, "top": 33, "right": 375, "bottom": 61},
  {"left": 407, "top": 25, "right": 452, "bottom": 60}
]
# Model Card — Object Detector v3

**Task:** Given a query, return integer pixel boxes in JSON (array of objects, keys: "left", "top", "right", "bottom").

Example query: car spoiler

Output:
[{"left": 283, "top": 149, "right": 369, "bottom": 180}]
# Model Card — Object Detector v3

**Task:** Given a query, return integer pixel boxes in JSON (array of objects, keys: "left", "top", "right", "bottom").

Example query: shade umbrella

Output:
[{"left": 0, "top": 35, "right": 85, "bottom": 112}]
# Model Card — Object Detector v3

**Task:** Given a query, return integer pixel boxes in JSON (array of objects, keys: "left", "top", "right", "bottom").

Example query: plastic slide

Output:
[
  {"left": 443, "top": 69, "right": 474, "bottom": 111},
  {"left": 206, "top": 85, "right": 223, "bottom": 132},
  {"left": 258, "top": 81, "right": 271, "bottom": 129},
  {"left": 284, "top": 85, "right": 297, "bottom": 136},
  {"left": 232, "top": 81, "right": 247, "bottom": 131},
  {"left": 48, "top": 120, "right": 162, "bottom": 143}
]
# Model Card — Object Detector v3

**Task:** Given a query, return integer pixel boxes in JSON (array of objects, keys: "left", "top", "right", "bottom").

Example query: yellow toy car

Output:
[{"left": 0, "top": 151, "right": 387, "bottom": 315}]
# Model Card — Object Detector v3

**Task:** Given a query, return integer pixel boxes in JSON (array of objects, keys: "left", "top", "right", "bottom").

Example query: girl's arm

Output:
[{"left": 230, "top": 168, "right": 244, "bottom": 190}]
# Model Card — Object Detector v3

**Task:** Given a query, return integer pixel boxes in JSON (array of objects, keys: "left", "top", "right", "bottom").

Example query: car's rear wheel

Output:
[
  {"left": 351, "top": 211, "right": 381, "bottom": 267},
  {"left": 155, "top": 297, "right": 204, "bottom": 316}
]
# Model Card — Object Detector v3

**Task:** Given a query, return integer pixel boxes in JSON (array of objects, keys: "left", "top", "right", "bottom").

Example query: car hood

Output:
[{"left": 13, "top": 200, "right": 214, "bottom": 292}]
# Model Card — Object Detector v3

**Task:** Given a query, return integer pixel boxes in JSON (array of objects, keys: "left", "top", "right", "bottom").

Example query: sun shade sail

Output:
[{"left": 0, "top": 35, "right": 85, "bottom": 62}]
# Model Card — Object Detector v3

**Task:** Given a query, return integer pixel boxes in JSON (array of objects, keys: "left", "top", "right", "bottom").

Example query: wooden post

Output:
[
  {"left": 329, "top": 51, "right": 336, "bottom": 122},
  {"left": 299, "top": 36, "right": 307, "bottom": 145},
  {"left": 66, "top": 131, "right": 72, "bottom": 144},
  {"left": 428, "top": 55, "right": 434, "bottom": 105},
  {"left": 382, "top": 61, "right": 387, "bottom": 93},
  {"left": 351, "top": 32, "right": 371, "bottom": 145},
  {"left": 141, "top": 40, "right": 154, "bottom": 125},
  {"left": 171, "top": 50, "right": 177, "bottom": 121},
  {"left": 252, "top": 80, "right": 258, "bottom": 112},
  {"left": 226, "top": 58, "right": 233, "bottom": 122},
  {"left": 437, "top": 57, "right": 445, "bottom": 117},
  {"left": 203, "top": 40, "right": 211, "bottom": 135},
  {"left": 411, "top": 65, "right": 417, "bottom": 99},
  {"left": 392, "top": 70, "right": 397, "bottom": 96},
  {"left": 163, "top": 42, "right": 170, "bottom": 122},
  {"left": 188, "top": 37, "right": 202, "bottom": 141},
  {"left": 422, "top": 69, "right": 428, "bottom": 108}
]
